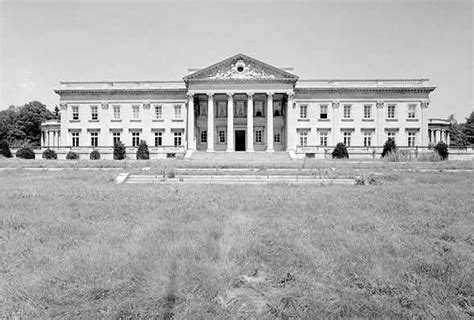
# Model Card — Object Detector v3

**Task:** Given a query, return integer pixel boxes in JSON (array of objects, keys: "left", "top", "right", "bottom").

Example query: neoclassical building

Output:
[{"left": 44, "top": 53, "right": 436, "bottom": 159}]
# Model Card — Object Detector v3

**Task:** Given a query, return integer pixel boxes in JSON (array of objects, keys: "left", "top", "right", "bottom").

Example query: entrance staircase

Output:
[{"left": 188, "top": 151, "right": 292, "bottom": 164}]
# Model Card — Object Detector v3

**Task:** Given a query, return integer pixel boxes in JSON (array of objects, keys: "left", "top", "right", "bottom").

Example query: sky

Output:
[{"left": 0, "top": 0, "right": 472, "bottom": 120}]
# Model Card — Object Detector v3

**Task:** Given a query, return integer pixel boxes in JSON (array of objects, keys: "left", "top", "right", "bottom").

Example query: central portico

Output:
[{"left": 184, "top": 53, "right": 298, "bottom": 153}]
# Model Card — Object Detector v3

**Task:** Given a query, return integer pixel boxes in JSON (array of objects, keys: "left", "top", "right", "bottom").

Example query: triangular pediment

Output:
[{"left": 183, "top": 53, "right": 298, "bottom": 82}]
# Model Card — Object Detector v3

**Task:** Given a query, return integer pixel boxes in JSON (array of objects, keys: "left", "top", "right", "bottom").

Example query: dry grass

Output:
[{"left": 1, "top": 168, "right": 473, "bottom": 319}]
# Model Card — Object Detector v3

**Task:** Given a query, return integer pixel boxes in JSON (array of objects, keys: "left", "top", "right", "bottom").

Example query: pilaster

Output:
[
  {"left": 187, "top": 94, "right": 196, "bottom": 150},
  {"left": 247, "top": 92, "right": 254, "bottom": 152},
  {"left": 226, "top": 93, "right": 234, "bottom": 152},
  {"left": 207, "top": 93, "right": 215, "bottom": 152},
  {"left": 266, "top": 92, "right": 274, "bottom": 152}
]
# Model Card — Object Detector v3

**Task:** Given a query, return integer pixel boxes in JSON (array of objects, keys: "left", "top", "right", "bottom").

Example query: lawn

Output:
[{"left": 1, "top": 168, "right": 473, "bottom": 319}]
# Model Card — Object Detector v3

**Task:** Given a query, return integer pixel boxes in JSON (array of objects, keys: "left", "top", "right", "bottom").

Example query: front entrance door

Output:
[{"left": 235, "top": 130, "right": 246, "bottom": 151}]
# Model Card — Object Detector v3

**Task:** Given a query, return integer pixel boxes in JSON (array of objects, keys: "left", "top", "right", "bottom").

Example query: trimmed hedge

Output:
[
  {"left": 381, "top": 138, "right": 397, "bottom": 158},
  {"left": 332, "top": 143, "right": 349, "bottom": 159},
  {"left": 16, "top": 147, "right": 36, "bottom": 159},
  {"left": 42, "top": 148, "right": 57, "bottom": 160},
  {"left": 66, "top": 151, "right": 79, "bottom": 160},
  {"left": 434, "top": 141, "right": 449, "bottom": 160},
  {"left": 114, "top": 141, "right": 126, "bottom": 160},
  {"left": 90, "top": 150, "right": 101, "bottom": 160},
  {"left": 0, "top": 140, "right": 12, "bottom": 158},
  {"left": 136, "top": 140, "right": 150, "bottom": 160}
]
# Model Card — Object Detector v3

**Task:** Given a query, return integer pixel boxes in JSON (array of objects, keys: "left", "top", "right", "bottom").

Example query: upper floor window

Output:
[
  {"left": 343, "top": 105, "right": 352, "bottom": 119},
  {"left": 71, "top": 132, "right": 79, "bottom": 147},
  {"left": 174, "top": 105, "right": 182, "bottom": 119},
  {"left": 132, "top": 132, "right": 140, "bottom": 147},
  {"left": 113, "top": 106, "right": 121, "bottom": 120},
  {"left": 155, "top": 105, "right": 162, "bottom": 119},
  {"left": 91, "top": 106, "right": 98, "bottom": 120},
  {"left": 343, "top": 131, "right": 351, "bottom": 146},
  {"left": 217, "top": 101, "right": 226, "bottom": 117},
  {"left": 407, "top": 131, "right": 416, "bottom": 147},
  {"left": 132, "top": 105, "right": 140, "bottom": 119},
  {"left": 320, "top": 105, "right": 328, "bottom": 119},
  {"left": 254, "top": 101, "right": 264, "bottom": 117},
  {"left": 235, "top": 101, "right": 246, "bottom": 117},
  {"left": 90, "top": 132, "right": 98, "bottom": 147},
  {"left": 274, "top": 101, "right": 282, "bottom": 117},
  {"left": 155, "top": 131, "right": 163, "bottom": 147},
  {"left": 300, "top": 105, "right": 308, "bottom": 119},
  {"left": 364, "top": 105, "right": 372, "bottom": 119},
  {"left": 387, "top": 104, "right": 396, "bottom": 119},
  {"left": 199, "top": 101, "right": 207, "bottom": 116},
  {"left": 408, "top": 104, "right": 416, "bottom": 119},
  {"left": 298, "top": 130, "right": 308, "bottom": 146},
  {"left": 72, "top": 106, "right": 79, "bottom": 120}
]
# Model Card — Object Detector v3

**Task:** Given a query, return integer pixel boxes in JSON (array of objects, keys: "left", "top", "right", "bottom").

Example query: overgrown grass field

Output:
[{"left": 1, "top": 167, "right": 473, "bottom": 318}]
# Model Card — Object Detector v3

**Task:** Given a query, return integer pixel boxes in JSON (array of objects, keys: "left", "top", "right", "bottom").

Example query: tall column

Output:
[
  {"left": 420, "top": 100, "right": 429, "bottom": 146},
  {"left": 53, "top": 131, "right": 56, "bottom": 148},
  {"left": 207, "top": 93, "right": 214, "bottom": 152},
  {"left": 187, "top": 94, "right": 196, "bottom": 150},
  {"left": 47, "top": 131, "right": 51, "bottom": 147},
  {"left": 376, "top": 100, "right": 384, "bottom": 146},
  {"left": 266, "top": 92, "right": 274, "bottom": 152},
  {"left": 332, "top": 100, "right": 341, "bottom": 146},
  {"left": 59, "top": 103, "right": 67, "bottom": 147},
  {"left": 287, "top": 93, "right": 297, "bottom": 152},
  {"left": 247, "top": 92, "right": 254, "bottom": 152},
  {"left": 447, "top": 131, "right": 450, "bottom": 146},
  {"left": 226, "top": 93, "right": 234, "bottom": 152}
]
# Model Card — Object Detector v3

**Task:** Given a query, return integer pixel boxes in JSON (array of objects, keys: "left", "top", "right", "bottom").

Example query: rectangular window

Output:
[
  {"left": 255, "top": 129, "right": 263, "bottom": 143},
  {"left": 199, "top": 101, "right": 208, "bottom": 116},
  {"left": 320, "top": 105, "right": 328, "bottom": 119},
  {"left": 217, "top": 101, "right": 226, "bottom": 117},
  {"left": 343, "top": 105, "right": 351, "bottom": 119},
  {"left": 235, "top": 101, "right": 245, "bottom": 117},
  {"left": 218, "top": 129, "right": 226, "bottom": 143},
  {"left": 300, "top": 105, "right": 308, "bottom": 119},
  {"left": 298, "top": 131, "right": 308, "bottom": 146},
  {"left": 71, "top": 132, "right": 79, "bottom": 147},
  {"left": 363, "top": 131, "right": 372, "bottom": 147},
  {"left": 113, "top": 132, "right": 121, "bottom": 144},
  {"left": 387, "top": 104, "right": 396, "bottom": 119},
  {"left": 274, "top": 130, "right": 281, "bottom": 143},
  {"left": 91, "top": 106, "right": 98, "bottom": 120},
  {"left": 174, "top": 105, "right": 182, "bottom": 119},
  {"left": 155, "top": 105, "right": 162, "bottom": 119},
  {"left": 274, "top": 101, "right": 282, "bottom": 117},
  {"left": 408, "top": 132, "right": 416, "bottom": 147},
  {"left": 255, "top": 101, "right": 264, "bottom": 117},
  {"left": 174, "top": 131, "right": 182, "bottom": 147},
  {"left": 343, "top": 131, "right": 351, "bottom": 146},
  {"left": 408, "top": 104, "right": 416, "bottom": 119},
  {"left": 72, "top": 106, "right": 79, "bottom": 120},
  {"left": 387, "top": 131, "right": 396, "bottom": 142},
  {"left": 90, "top": 132, "right": 98, "bottom": 147},
  {"left": 201, "top": 130, "right": 207, "bottom": 143},
  {"left": 132, "top": 105, "right": 140, "bottom": 119},
  {"left": 154, "top": 132, "right": 162, "bottom": 147},
  {"left": 132, "top": 132, "right": 140, "bottom": 147},
  {"left": 364, "top": 105, "right": 372, "bottom": 119},
  {"left": 113, "top": 106, "right": 121, "bottom": 120},
  {"left": 320, "top": 132, "right": 328, "bottom": 146}
]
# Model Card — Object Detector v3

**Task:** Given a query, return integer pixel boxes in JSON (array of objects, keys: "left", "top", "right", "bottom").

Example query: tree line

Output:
[{"left": 448, "top": 111, "right": 474, "bottom": 147}]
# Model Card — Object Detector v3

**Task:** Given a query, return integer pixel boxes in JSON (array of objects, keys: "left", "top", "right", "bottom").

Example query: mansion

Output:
[{"left": 43, "top": 53, "right": 437, "bottom": 159}]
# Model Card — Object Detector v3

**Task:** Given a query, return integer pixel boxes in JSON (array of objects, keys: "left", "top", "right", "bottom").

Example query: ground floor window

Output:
[
  {"left": 274, "top": 130, "right": 281, "bottom": 143},
  {"left": 155, "top": 132, "right": 162, "bottom": 147},
  {"left": 387, "top": 131, "right": 396, "bottom": 143},
  {"left": 113, "top": 132, "right": 121, "bottom": 145},
  {"left": 407, "top": 132, "right": 416, "bottom": 147},
  {"left": 72, "top": 132, "right": 79, "bottom": 147},
  {"left": 200, "top": 130, "right": 207, "bottom": 143},
  {"left": 90, "top": 132, "right": 98, "bottom": 147},
  {"left": 174, "top": 131, "right": 182, "bottom": 147},
  {"left": 363, "top": 131, "right": 372, "bottom": 147},
  {"left": 218, "top": 129, "right": 226, "bottom": 143},
  {"left": 298, "top": 131, "right": 308, "bottom": 146},
  {"left": 343, "top": 131, "right": 351, "bottom": 147},
  {"left": 255, "top": 129, "right": 263, "bottom": 143},
  {"left": 320, "top": 132, "right": 328, "bottom": 146},
  {"left": 132, "top": 132, "right": 140, "bottom": 147}
]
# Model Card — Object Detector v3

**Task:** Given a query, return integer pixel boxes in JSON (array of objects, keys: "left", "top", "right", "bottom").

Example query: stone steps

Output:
[{"left": 189, "top": 151, "right": 292, "bottom": 162}]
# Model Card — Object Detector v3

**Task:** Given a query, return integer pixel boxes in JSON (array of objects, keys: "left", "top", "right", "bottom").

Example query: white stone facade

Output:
[{"left": 48, "top": 54, "right": 436, "bottom": 159}]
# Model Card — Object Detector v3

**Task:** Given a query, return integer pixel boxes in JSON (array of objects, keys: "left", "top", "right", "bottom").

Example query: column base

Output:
[
  {"left": 266, "top": 148, "right": 274, "bottom": 152},
  {"left": 247, "top": 148, "right": 254, "bottom": 152},
  {"left": 206, "top": 149, "right": 215, "bottom": 152},
  {"left": 226, "top": 149, "right": 234, "bottom": 152}
]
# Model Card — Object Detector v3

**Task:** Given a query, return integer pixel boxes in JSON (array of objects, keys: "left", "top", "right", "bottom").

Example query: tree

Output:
[
  {"left": 0, "top": 140, "right": 12, "bottom": 158},
  {"left": 136, "top": 140, "right": 150, "bottom": 160},
  {"left": 332, "top": 143, "right": 349, "bottom": 159},
  {"left": 381, "top": 138, "right": 397, "bottom": 157},
  {"left": 114, "top": 141, "right": 126, "bottom": 160},
  {"left": 53, "top": 105, "right": 60, "bottom": 119},
  {"left": 463, "top": 111, "right": 474, "bottom": 145}
]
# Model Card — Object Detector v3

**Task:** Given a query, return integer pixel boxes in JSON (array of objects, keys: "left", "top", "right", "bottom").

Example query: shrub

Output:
[
  {"left": 16, "top": 147, "right": 35, "bottom": 159},
  {"left": 90, "top": 150, "right": 101, "bottom": 160},
  {"left": 381, "top": 138, "right": 397, "bottom": 158},
  {"left": 332, "top": 143, "right": 349, "bottom": 159},
  {"left": 383, "top": 149, "right": 413, "bottom": 162},
  {"left": 0, "top": 140, "right": 12, "bottom": 158},
  {"left": 114, "top": 141, "right": 126, "bottom": 160},
  {"left": 417, "top": 152, "right": 442, "bottom": 162},
  {"left": 434, "top": 141, "right": 449, "bottom": 160},
  {"left": 42, "top": 148, "right": 57, "bottom": 160},
  {"left": 66, "top": 151, "right": 79, "bottom": 160},
  {"left": 136, "top": 140, "right": 150, "bottom": 160}
]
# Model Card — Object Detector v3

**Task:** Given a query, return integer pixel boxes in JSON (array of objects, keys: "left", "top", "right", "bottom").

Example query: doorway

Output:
[{"left": 235, "top": 130, "right": 246, "bottom": 151}]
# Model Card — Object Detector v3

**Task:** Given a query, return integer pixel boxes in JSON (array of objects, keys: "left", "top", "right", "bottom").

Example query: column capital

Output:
[
  {"left": 59, "top": 103, "right": 67, "bottom": 110},
  {"left": 421, "top": 100, "right": 430, "bottom": 108},
  {"left": 376, "top": 100, "right": 384, "bottom": 108},
  {"left": 266, "top": 91, "right": 275, "bottom": 97},
  {"left": 332, "top": 100, "right": 340, "bottom": 109},
  {"left": 226, "top": 92, "right": 234, "bottom": 99},
  {"left": 287, "top": 92, "right": 295, "bottom": 100},
  {"left": 142, "top": 101, "right": 150, "bottom": 109},
  {"left": 187, "top": 92, "right": 194, "bottom": 100},
  {"left": 101, "top": 102, "right": 109, "bottom": 110},
  {"left": 247, "top": 92, "right": 255, "bottom": 98},
  {"left": 207, "top": 92, "right": 214, "bottom": 98}
]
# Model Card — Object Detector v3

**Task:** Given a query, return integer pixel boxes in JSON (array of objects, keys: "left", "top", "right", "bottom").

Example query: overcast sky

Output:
[{"left": 0, "top": 0, "right": 472, "bottom": 119}]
